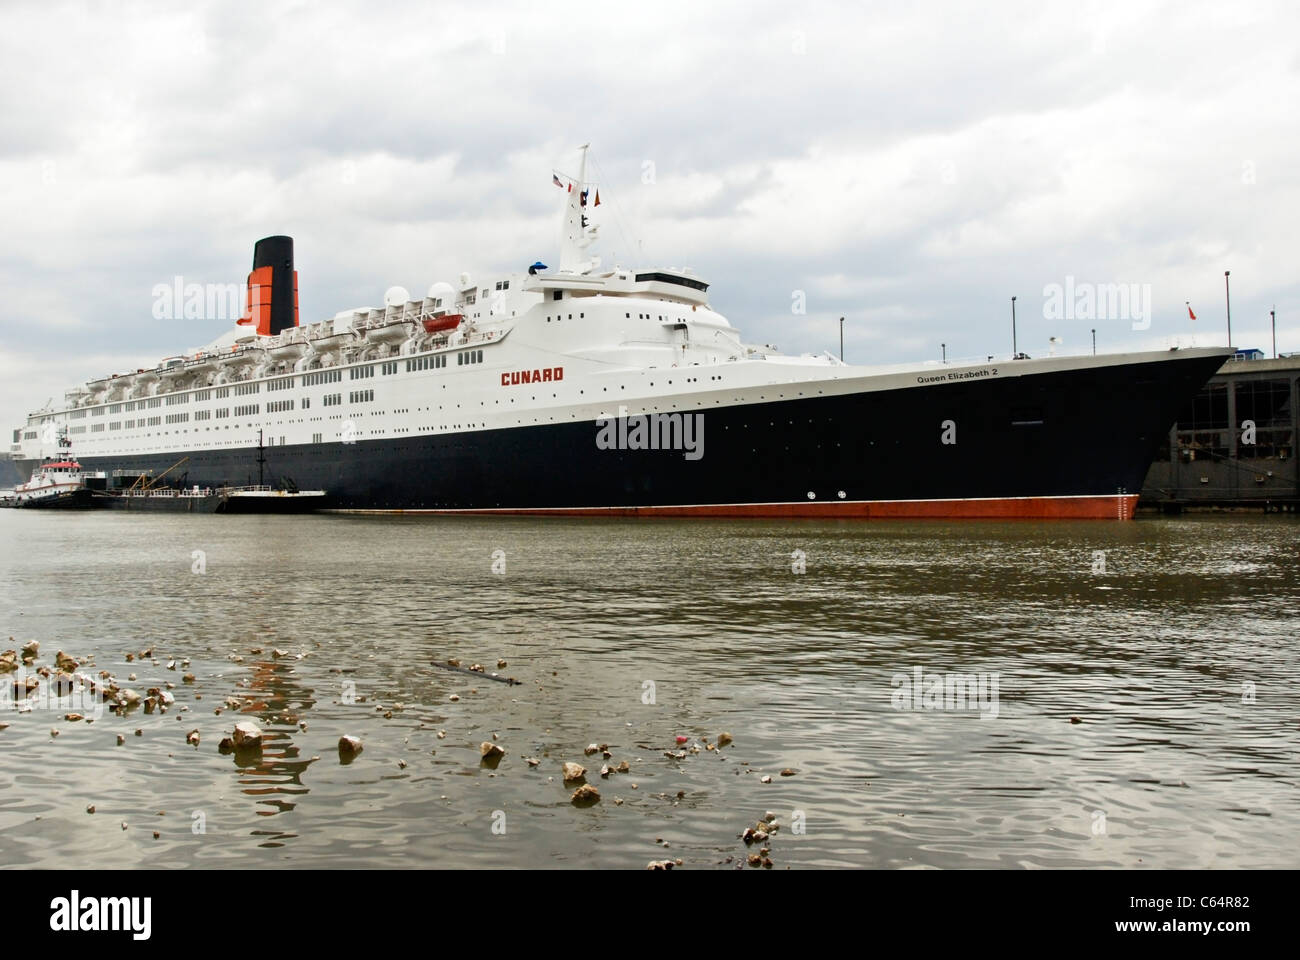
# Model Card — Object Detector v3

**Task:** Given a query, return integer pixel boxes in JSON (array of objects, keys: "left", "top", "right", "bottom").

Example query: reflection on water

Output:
[{"left": 0, "top": 511, "right": 1296, "bottom": 868}]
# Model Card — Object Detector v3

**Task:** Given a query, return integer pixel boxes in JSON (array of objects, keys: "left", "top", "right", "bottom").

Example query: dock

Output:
[{"left": 1139, "top": 354, "right": 1299, "bottom": 513}]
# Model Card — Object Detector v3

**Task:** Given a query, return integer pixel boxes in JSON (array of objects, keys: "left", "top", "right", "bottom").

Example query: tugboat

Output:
[{"left": 2, "top": 433, "right": 100, "bottom": 508}]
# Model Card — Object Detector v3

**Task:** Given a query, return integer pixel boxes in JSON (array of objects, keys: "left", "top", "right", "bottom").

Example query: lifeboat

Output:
[{"left": 422, "top": 313, "right": 462, "bottom": 335}]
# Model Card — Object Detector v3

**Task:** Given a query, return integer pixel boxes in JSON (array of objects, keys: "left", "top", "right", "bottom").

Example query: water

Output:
[{"left": 1, "top": 511, "right": 1297, "bottom": 869}]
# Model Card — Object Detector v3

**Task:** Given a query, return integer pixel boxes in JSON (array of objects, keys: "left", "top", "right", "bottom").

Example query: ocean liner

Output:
[{"left": 11, "top": 147, "right": 1229, "bottom": 519}]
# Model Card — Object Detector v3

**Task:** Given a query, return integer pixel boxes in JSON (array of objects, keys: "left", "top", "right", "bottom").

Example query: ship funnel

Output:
[{"left": 237, "top": 235, "right": 299, "bottom": 336}]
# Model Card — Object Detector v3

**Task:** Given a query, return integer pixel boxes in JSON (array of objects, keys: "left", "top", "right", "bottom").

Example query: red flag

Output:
[
  {"left": 594, "top": 189, "right": 601, "bottom": 207},
  {"left": 1187, "top": 304, "right": 1197, "bottom": 321}
]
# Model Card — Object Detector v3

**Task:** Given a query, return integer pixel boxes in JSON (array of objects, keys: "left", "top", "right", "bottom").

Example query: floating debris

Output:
[
  {"left": 571, "top": 784, "right": 600, "bottom": 806},
  {"left": 717, "top": 732, "right": 733, "bottom": 748},
  {"left": 338, "top": 735, "right": 364, "bottom": 757},
  {"left": 11, "top": 676, "right": 38, "bottom": 697},
  {"left": 86, "top": 805, "right": 94, "bottom": 814},
  {"left": 431, "top": 660, "right": 519, "bottom": 685},
  {"left": 232, "top": 720, "right": 263, "bottom": 749},
  {"left": 186, "top": 730, "right": 200, "bottom": 746},
  {"left": 116, "top": 735, "right": 125, "bottom": 746},
  {"left": 561, "top": 762, "right": 586, "bottom": 783},
  {"left": 779, "top": 768, "right": 796, "bottom": 777},
  {"left": 480, "top": 742, "right": 505, "bottom": 760},
  {"left": 760, "top": 775, "right": 772, "bottom": 784},
  {"left": 584, "top": 743, "right": 600, "bottom": 755}
]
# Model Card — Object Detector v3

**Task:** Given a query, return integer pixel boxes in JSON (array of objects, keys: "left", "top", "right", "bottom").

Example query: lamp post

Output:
[
  {"left": 1091, "top": 328, "right": 1096, "bottom": 356},
  {"left": 1011, "top": 296, "right": 1017, "bottom": 358},
  {"left": 839, "top": 316, "right": 844, "bottom": 363},
  {"left": 941, "top": 342, "right": 946, "bottom": 364},
  {"left": 1224, "top": 270, "right": 1232, "bottom": 346},
  {"left": 1271, "top": 308, "right": 1277, "bottom": 359}
]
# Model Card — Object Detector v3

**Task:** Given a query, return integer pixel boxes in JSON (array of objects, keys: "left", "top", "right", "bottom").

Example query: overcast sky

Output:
[{"left": 1, "top": 0, "right": 1296, "bottom": 432}]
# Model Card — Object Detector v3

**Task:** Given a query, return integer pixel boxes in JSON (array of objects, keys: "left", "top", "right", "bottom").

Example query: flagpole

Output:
[
  {"left": 1010, "top": 296, "right": 1017, "bottom": 358},
  {"left": 1224, "top": 270, "right": 1232, "bottom": 347}
]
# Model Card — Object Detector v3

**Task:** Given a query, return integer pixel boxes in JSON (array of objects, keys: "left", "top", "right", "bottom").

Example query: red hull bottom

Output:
[{"left": 334, "top": 494, "right": 1140, "bottom": 520}]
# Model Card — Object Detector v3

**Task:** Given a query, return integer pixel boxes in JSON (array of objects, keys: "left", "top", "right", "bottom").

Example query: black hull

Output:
[
  {"left": 93, "top": 493, "right": 223, "bottom": 512},
  {"left": 0, "top": 489, "right": 96, "bottom": 510},
  {"left": 19, "top": 352, "right": 1227, "bottom": 518}
]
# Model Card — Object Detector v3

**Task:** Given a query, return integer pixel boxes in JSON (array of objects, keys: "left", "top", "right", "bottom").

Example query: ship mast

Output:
[{"left": 557, "top": 143, "right": 599, "bottom": 274}]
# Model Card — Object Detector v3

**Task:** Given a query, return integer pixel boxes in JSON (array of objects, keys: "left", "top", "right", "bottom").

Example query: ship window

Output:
[
  {"left": 552, "top": 291, "right": 562, "bottom": 301},
  {"left": 477, "top": 350, "right": 483, "bottom": 363},
  {"left": 634, "top": 271, "right": 709, "bottom": 292}
]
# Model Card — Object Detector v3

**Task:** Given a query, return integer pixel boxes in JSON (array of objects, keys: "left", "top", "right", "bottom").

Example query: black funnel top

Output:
[{"left": 252, "top": 236, "right": 295, "bottom": 336}]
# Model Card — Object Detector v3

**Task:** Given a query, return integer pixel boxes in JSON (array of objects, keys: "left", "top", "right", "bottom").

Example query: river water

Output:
[{"left": 0, "top": 511, "right": 1296, "bottom": 869}]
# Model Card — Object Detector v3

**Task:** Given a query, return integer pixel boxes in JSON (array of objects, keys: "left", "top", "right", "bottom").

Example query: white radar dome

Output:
[
  {"left": 427, "top": 281, "right": 456, "bottom": 303},
  {"left": 383, "top": 286, "right": 411, "bottom": 307}
]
